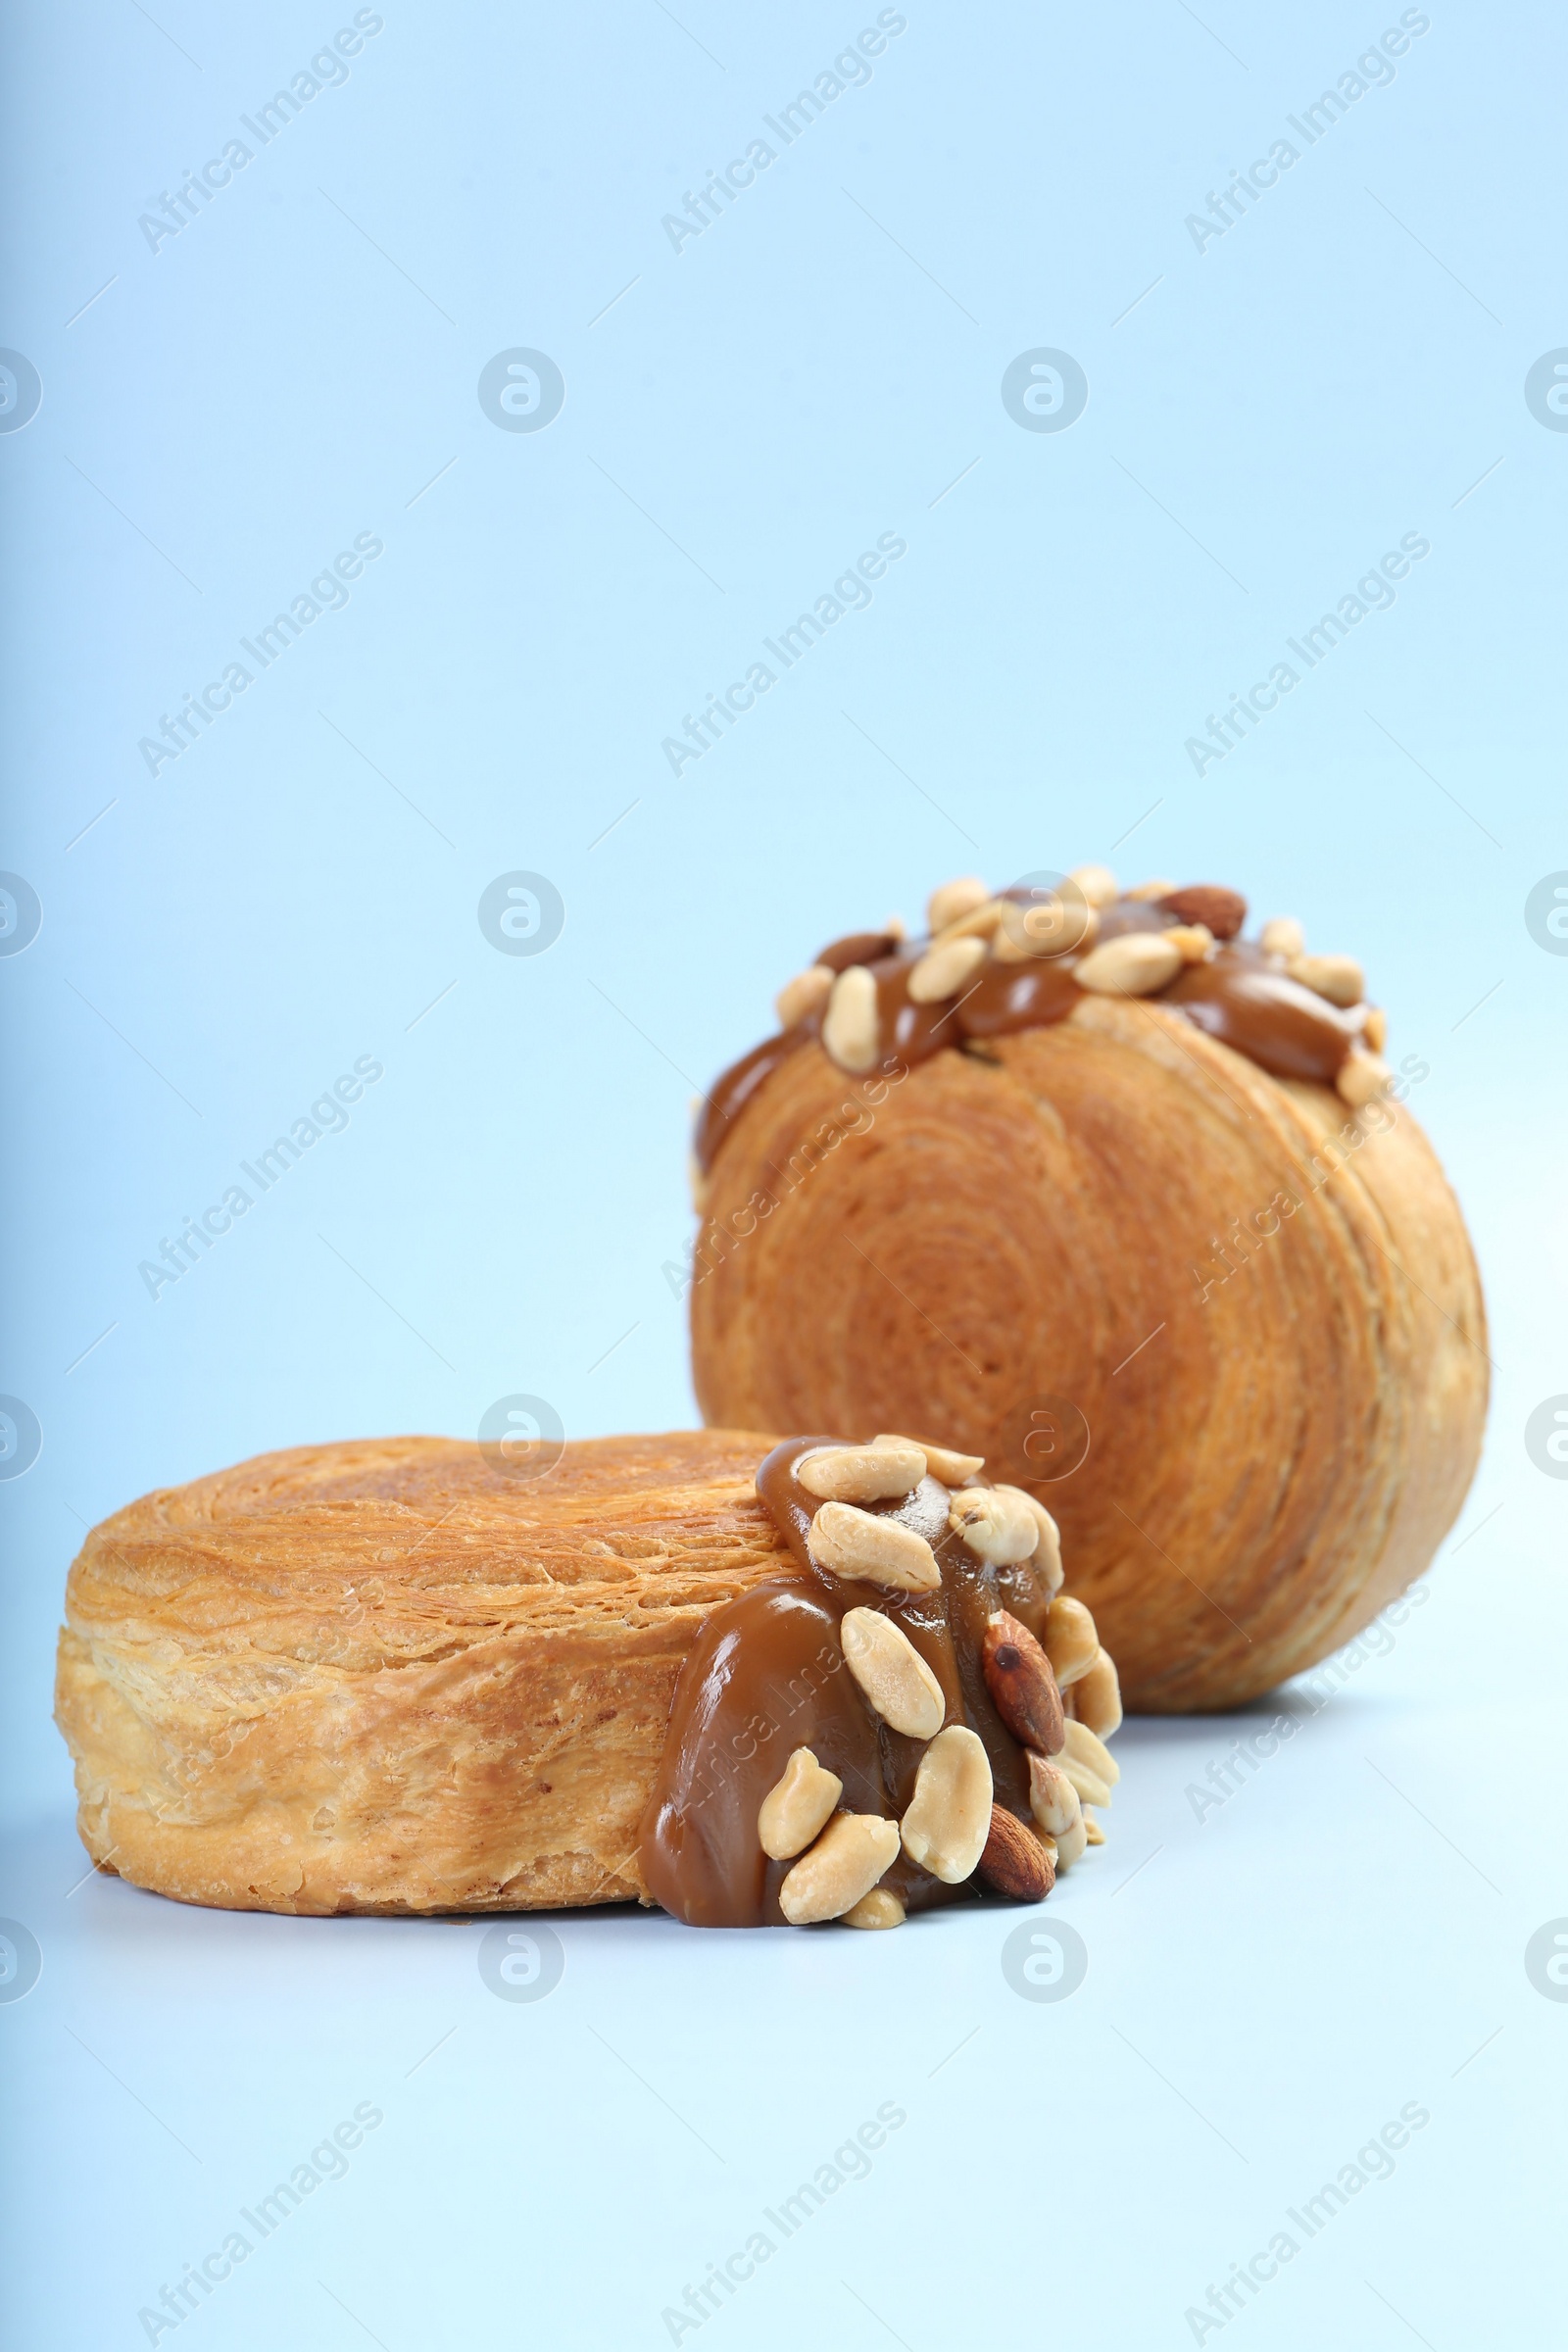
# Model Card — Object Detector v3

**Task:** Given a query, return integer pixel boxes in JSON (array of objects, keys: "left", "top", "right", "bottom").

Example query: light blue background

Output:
[{"left": 3, "top": 2, "right": 1565, "bottom": 2344}]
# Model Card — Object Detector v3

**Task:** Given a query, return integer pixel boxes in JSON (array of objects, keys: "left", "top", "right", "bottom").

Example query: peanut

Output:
[
  {"left": 841, "top": 1607, "right": 947, "bottom": 1739},
  {"left": 1068, "top": 862, "right": 1119, "bottom": 907},
  {"left": 995, "top": 888, "right": 1097, "bottom": 961},
  {"left": 949, "top": 1485, "right": 1039, "bottom": 1566},
  {"left": 1054, "top": 1811, "right": 1089, "bottom": 1869},
  {"left": 900, "top": 1726, "right": 994, "bottom": 1883},
  {"left": 841, "top": 1886, "right": 906, "bottom": 1930},
  {"left": 934, "top": 896, "right": 1007, "bottom": 946},
  {"left": 1013, "top": 1490, "right": 1064, "bottom": 1594},
  {"left": 1337, "top": 1047, "right": 1392, "bottom": 1109},
  {"left": 1362, "top": 1004, "right": 1388, "bottom": 1054},
  {"left": 1059, "top": 1717, "right": 1119, "bottom": 1808},
  {"left": 1073, "top": 930, "right": 1184, "bottom": 997},
  {"left": 1260, "top": 915, "right": 1304, "bottom": 958},
  {"left": 1125, "top": 878, "right": 1178, "bottom": 901},
  {"left": 797, "top": 1441, "right": 926, "bottom": 1504},
  {"left": 774, "top": 963, "right": 836, "bottom": 1028},
  {"left": 808, "top": 1501, "right": 942, "bottom": 1592},
  {"left": 758, "top": 1747, "right": 844, "bottom": 1861},
  {"left": 1027, "top": 1751, "right": 1082, "bottom": 1838},
  {"left": 822, "top": 964, "right": 880, "bottom": 1073},
  {"left": 1165, "top": 922, "right": 1215, "bottom": 964},
  {"left": 1083, "top": 1808, "right": 1104, "bottom": 1847},
  {"left": 926, "top": 875, "right": 991, "bottom": 934},
  {"left": 907, "top": 933, "right": 988, "bottom": 1004},
  {"left": 873, "top": 1434, "right": 985, "bottom": 1486},
  {"left": 1289, "top": 952, "right": 1364, "bottom": 1008},
  {"left": 1072, "top": 1646, "right": 1122, "bottom": 1740},
  {"left": 1043, "top": 1594, "right": 1100, "bottom": 1688},
  {"left": 778, "top": 1812, "right": 901, "bottom": 1925}
]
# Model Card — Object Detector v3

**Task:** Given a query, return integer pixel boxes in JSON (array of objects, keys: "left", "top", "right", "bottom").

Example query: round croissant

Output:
[{"left": 690, "top": 995, "right": 1488, "bottom": 1710}]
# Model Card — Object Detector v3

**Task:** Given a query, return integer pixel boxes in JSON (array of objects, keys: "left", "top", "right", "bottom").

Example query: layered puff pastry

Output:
[
  {"left": 687, "top": 868, "right": 1489, "bottom": 1712},
  {"left": 55, "top": 1427, "right": 1116, "bottom": 1926},
  {"left": 55, "top": 1432, "right": 786, "bottom": 1916}
]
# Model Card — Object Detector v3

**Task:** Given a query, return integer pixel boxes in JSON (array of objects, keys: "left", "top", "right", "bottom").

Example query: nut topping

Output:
[
  {"left": 822, "top": 964, "right": 881, "bottom": 1073},
  {"left": 1043, "top": 1593, "right": 1100, "bottom": 1688},
  {"left": 808, "top": 1500, "right": 942, "bottom": 1592},
  {"left": 1054, "top": 1810, "right": 1089, "bottom": 1870},
  {"left": 995, "top": 889, "right": 1097, "bottom": 961},
  {"left": 977, "top": 1804, "right": 1055, "bottom": 1900},
  {"left": 907, "top": 933, "right": 988, "bottom": 1004},
  {"left": 1337, "top": 1047, "right": 1392, "bottom": 1108},
  {"left": 1260, "top": 914, "right": 1305, "bottom": 958},
  {"left": 873, "top": 1434, "right": 985, "bottom": 1485},
  {"left": 1013, "top": 1490, "right": 1064, "bottom": 1594},
  {"left": 933, "top": 896, "right": 1007, "bottom": 946},
  {"left": 1026, "top": 1750, "right": 1083, "bottom": 1838},
  {"left": 1072, "top": 1646, "right": 1123, "bottom": 1740},
  {"left": 759, "top": 1747, "right": 844, "bottom": 1861},
  {"left": 1058, "top": 1718, "right": 1119, "bottom": 1808},
  {"left": 778, "top": 1812, "right": 901, "bottom": 1925},
  {"left": 1158, "top": 883, "right": 1247, "bottom": 939},
  {"left": 949, "top": 1485, "right": 1039, "bottom": 1566},
  {"left": 841, "top": 1607, "right": 947, "bottom": 1740},
  {"left": 900, "top": 1725, "right": 993, "bottom": 1883},
  {"left": 1073, "top": 930, "right": 1185, "bottom": 998},
  {"left": 797, "top": 1440, "right": 926, "bottom": 1503},
  {"left": 841, "top": 1886, "right": 906, "bottom": 1930},
  {"left": 774, "top": 963, "right": 835, "bottom": 1028},
  {"left": 1165, "top": 922, "right": 1215, "bottom": 964},
  {"left": 1068, "top": 862, "right": 1119, "bottom": 908},
  {"left": 1289, "top": 952, "right": 1365, "bottom": 1008},
  {"left": 981, "top": 1610, "right": 1065, "bottom": 1754},
  {"left": 926, "top": 875, "right": 991, "bottom": 934}
]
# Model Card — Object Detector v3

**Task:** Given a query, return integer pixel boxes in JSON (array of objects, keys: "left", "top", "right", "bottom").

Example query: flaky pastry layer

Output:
[{"left": 55, "top": 1430, "right": 789, "bottom": 1915}]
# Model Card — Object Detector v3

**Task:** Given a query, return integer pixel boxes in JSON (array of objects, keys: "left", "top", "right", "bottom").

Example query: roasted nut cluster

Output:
[
  {"left": 755, "top": 1433, "right": 1122, "bottom": 1930},
  {"left": 771, "top": 865, "right": 1390, "bottom": 1112}
]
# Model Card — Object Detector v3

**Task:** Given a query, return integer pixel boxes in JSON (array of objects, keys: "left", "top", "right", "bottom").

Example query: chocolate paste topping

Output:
[
  {"left": 694, "top": 883, "right": 1366, "bottom": 1174},
  {"left": 638, "top": 1440, "right": 1057, "bottom": 1929}
]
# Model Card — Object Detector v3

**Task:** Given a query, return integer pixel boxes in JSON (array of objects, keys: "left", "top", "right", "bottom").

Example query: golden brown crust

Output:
[
  {"left": 689, "top": 1002, "right": 1488, "bottom": 1709},
  {"left": 54, "top": 1430, "right": 790, "bottom": 1915}
]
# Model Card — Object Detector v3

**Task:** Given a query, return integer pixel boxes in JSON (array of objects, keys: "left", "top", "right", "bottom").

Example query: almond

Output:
[
  {"left": 981, "top": 1610, "right": 1065, "bottom": 1754},
  {"left": 977, "top": 1803, "right": 1055, "bottom": 1900},
  {"left": 1158, "top": 883, "right": 1247, "bottom": 940}
]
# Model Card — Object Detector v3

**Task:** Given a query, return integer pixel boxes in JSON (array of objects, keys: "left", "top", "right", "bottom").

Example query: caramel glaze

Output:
[
  {"left": 638, "top": 1438, "right": 1056, "bottom": 1929},
  {"left": 694, "top": 885, "right": 1365, "bottom": 1174}
]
